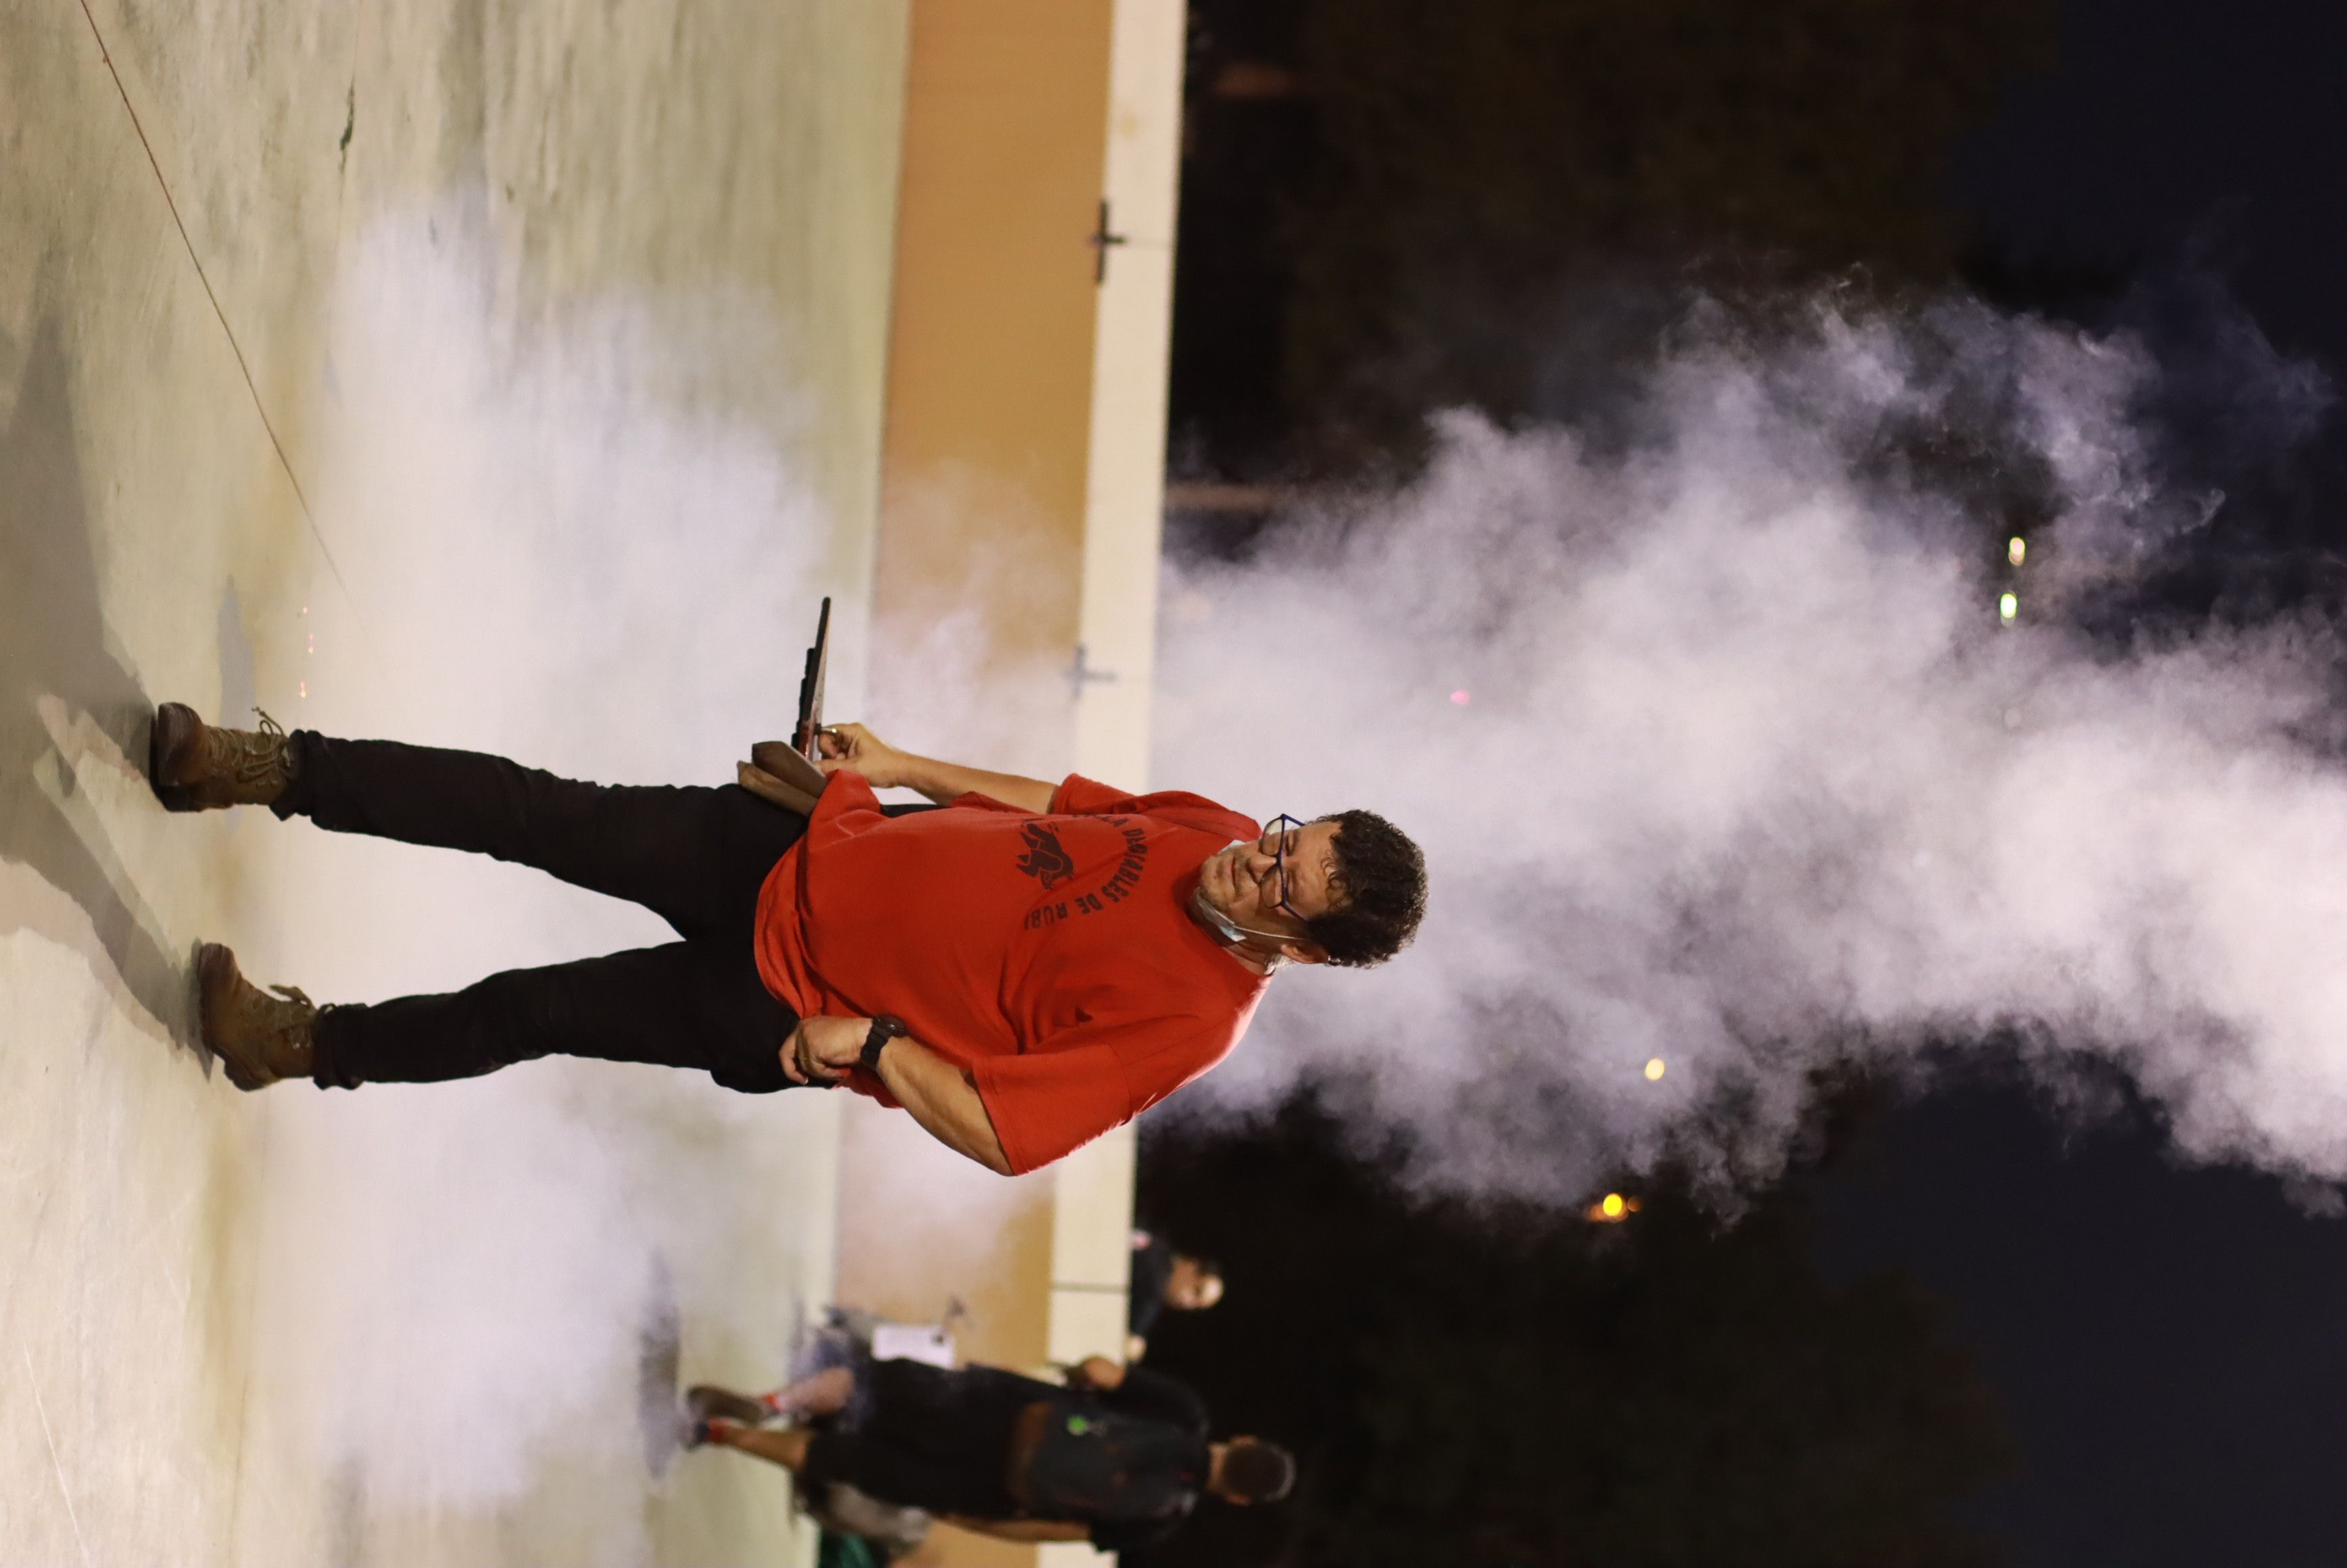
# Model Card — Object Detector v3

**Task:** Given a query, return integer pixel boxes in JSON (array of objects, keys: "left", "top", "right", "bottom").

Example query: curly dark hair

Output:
[
  {"left": 1219, "top": 1437, "right": 1297, "bottom": 1504},
  {"left": 1303, "top": 809, "right": 1428, "bottom": 967}
]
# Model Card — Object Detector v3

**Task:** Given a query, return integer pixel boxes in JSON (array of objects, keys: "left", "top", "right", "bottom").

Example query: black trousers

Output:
[
  {"left": 801, "top": 1360, "right": 1045, "bottom": 1517},
  {"left": 281, "top": 731, "right": 807, "bottom": 1093}
]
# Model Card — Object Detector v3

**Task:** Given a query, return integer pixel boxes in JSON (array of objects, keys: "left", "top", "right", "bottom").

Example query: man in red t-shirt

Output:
[{"left": 155, "top": 706, "right": 1428, "bottom": 1174}]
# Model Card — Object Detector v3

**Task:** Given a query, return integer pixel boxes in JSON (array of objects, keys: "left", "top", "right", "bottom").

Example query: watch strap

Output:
[{"left": 859, "top": 1014, "right": 908, "bottom": 1075}]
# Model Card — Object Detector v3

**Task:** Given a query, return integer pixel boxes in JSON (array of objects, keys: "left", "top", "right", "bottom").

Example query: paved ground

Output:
[{"left": 0, "top": 2, "right": 906, "bottom": 1561}]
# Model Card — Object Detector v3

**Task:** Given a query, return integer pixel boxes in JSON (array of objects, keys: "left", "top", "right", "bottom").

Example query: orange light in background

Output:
[
  {"left": 1643, "top": 1057, "right": 1666, "bottom": 1081},
  {"left": 1584, "top": 1192, "right": 1642, "bottom": 1223}
]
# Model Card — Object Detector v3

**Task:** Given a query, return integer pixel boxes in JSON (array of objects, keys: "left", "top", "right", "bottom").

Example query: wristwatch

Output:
[{"left": 859, "top": 1014, "right": 909, "bottom": 1075}]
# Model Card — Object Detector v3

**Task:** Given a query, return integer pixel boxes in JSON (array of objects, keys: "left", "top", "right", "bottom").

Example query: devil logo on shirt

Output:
[{"left": 1016, "top": 822, "right": 1078, "bottom": 889}]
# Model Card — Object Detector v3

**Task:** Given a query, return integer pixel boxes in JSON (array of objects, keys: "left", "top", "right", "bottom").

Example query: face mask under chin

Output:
[{"left": 1191, "top": 879, "right": 1289, "bottom": 963}]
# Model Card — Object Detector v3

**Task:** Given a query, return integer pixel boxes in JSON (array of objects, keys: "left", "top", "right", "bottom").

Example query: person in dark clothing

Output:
[
  {"left": 686, "top": 1356, "right": 1293, "bottom": 1551},
  {"left": 1126, "top": 1230, "right": 1225, "bottom": 1361}
]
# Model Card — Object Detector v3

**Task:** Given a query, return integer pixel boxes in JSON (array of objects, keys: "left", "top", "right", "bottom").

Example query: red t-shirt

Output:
[{"left": 753, "top": 773, "right": 1269, "bottom": 1174}]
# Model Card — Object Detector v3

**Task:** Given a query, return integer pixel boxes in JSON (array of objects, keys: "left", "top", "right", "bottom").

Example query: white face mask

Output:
[
  {"left": 1190, "top": 879, "right": 1254, "bottom": 944},
  {"left": 1192, "top": 844, "right": 1296, "bottom": 956}
]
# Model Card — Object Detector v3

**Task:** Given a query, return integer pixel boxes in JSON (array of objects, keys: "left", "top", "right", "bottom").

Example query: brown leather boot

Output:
[
  {"left": 195, "top": 943, "right": 317, "bottom": 1090},
  {"left": 150, "top": 704, "right": 296, "bottom": 812}
]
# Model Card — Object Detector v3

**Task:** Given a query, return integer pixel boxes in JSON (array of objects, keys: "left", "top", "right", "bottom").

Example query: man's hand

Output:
[
  {"left": 1067, "top": 1355, "right": 1127, "bottom": 1392},
  {"left": 782, "top": 1016, "right": 869, "bottom": 1085},
  {"left": 816, "top": 723, "right": 912, "bottom": 790},
  {"left": 813, "top": 722, "right": 1059, "bottom": 812}
]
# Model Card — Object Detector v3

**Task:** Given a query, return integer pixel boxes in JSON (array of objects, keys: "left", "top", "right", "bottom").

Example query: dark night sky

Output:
[
  {"left": 1950, "top": 0, "right": 2347, "bottom": 371},
  {"left": 1814, "top": 1080, "right": 2347, "bottom": 1566},
  {"left": 1159, "top": 4, "right": 2347, "bottom": 1560},
  {"left": 1820, "top": 4, "right": 2347, "bottom": 1565}
]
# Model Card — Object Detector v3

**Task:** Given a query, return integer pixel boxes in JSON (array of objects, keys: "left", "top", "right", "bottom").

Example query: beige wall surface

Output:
[
  {"left": 871, "top": 0, "right": 1115, "bottom": 692},
  {"left": 0, "top": 3, "right": 908, "bottom": 1564}
]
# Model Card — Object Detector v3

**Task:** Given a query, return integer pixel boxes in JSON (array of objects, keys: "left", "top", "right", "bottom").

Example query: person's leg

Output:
[
  {"left": 796, "top": 1427, "right": 1013, "bottom": 1516},
  {"left": 757, "top": 1365, "right": 855, "bottom": 1421},
  {"left": 275, "top": 731, "right": 800, "bottom": 939},
  {"left": 701, "top": 1421, "right": 813, "bottom": 1470},
  {"left": 685, "top": 1386, "right": 775, "bottom": 1429},
  {"left": 688, "top": 1367, "right": 999, "bottom": 1513},
  {"left": 783, "top": 1361, "right": 1036, "bottom": 1514},
  {"left": 310, "top": 939, "right": 796, "bottom": 1092}
]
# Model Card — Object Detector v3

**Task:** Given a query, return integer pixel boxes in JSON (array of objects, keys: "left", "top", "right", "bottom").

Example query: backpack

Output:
[{"left": 1019, "top": 1394, "right": 1200, "bottom": 1522}]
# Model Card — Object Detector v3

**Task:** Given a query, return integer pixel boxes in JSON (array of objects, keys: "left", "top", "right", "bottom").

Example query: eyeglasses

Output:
[{"left": 1258, "top": 814, "right": 1307, "bottom": 921}]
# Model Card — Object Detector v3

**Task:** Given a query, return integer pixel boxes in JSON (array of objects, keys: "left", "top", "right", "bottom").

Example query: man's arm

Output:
[
  {"left": 817, "top": 723, "right": 1057, "bottom": 813},
  {"left": 940, "top": 1517, "right": 1091, "bottom": 1544},
  {"left": 785, "top": 1017, "right": 1013, "bottom": 1175},
  {"left": 874, "top": 1033, "right": 1013, "bottom": 1175}
]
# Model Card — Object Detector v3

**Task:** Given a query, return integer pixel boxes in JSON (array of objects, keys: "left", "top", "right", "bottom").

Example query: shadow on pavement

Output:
[
  {"left": 637, "top": 1253, "right": 685, "bottom": 1479},
  {"left": 0, "top": 314, "right": 191, "bottom": 1044}
]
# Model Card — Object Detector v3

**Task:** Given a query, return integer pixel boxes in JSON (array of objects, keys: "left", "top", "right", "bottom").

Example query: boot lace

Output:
[{"left": 213, "top": 708, "right": 293, "bottom": 791}]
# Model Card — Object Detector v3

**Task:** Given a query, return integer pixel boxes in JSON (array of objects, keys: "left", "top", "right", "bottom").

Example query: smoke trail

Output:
[{"left": 1155, "top": 297, "right": 2347, "bottom": 1202}]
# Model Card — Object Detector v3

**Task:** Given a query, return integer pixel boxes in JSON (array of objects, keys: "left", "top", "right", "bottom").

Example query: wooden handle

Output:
[{"left": 737, "top": 760, "right": 819, "bottom": 816}]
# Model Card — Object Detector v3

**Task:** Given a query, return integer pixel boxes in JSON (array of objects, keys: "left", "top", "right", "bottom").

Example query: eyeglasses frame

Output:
[{"left": 1259, "top": 813, "right": 1308, "bottom": 923}]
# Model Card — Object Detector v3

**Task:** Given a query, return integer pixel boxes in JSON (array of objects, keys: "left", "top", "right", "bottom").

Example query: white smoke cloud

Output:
[{"left": 1155, "top": 297, "right": 2347, "bottom": 1202}]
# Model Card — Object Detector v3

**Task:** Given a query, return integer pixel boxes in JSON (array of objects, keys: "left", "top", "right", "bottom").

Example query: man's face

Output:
[
  {"left": 1196, "top": 818, "right": 1342, "bottom": 953},
  {"left": 1165, "top": 1254, "right": 1224, "bottom": 1311}
]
